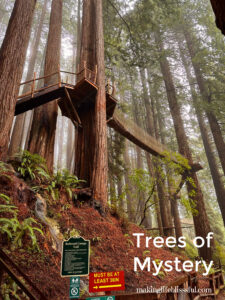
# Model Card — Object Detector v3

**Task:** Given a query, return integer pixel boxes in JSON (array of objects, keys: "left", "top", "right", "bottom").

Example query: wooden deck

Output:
[{"left": 15, "top": 79, "right": 117, "bottom": 123}]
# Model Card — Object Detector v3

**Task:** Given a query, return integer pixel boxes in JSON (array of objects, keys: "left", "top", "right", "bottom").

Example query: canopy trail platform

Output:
[{"left": 15, "top": 62, "right": 185, "bottom": 165}]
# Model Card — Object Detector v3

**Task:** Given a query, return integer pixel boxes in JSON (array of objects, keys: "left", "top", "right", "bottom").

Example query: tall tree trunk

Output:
[
  {"left": 66, "top": 121, "right": 75, "bottom": 171},
  {"left": 0, "top": 0, "right": 8, "bottom": 24},
  {"left": 91, "top": 0, "right": 108, "bottom": 207},
  {"left": 130, "top": 79, "right": 148, "bottom": 224},
  {"left": 67, "top": 0, "right": 81, "bottom": 170},
  {"left": 28, "top": 0, "right": 62, "bottom": 172},
  {"left": 8, "top": 0, "right": 48, "bottom": 157},
  {"left": 75, "top": 0, "right": 98, "bottom": 186},
  {"left": 140, "top": 68, "right": 173, "bottom": 236},
  {"left": 178, "top": 36, "right": 225, "bottom": 227},
  {"left": 75, "top": 0, "right": 108, "bottom": 209},
  {"left": 0, "top": 0, "right": 36, "bottom": 160},
  {"left": 123, "top": 140, "right": 135, "bottom": 222},
  {"left": 76, "top": 0, "right": 81, "bottom": 71},
  {"left": 155, "top": 32, "right": 213, "bottom": 260},
  {"left": 57, "top": 116, "right": 65, "bottom": 170},
  {"left": 146, "top": 68, "right": 181, "bottom": 239},
  {"left": 183, "top": 26, "right": 225, "bottom": 177}
]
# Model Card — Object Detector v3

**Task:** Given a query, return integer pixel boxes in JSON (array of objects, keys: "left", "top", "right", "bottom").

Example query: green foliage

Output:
[
  {"left": 0, "top": 161, "right": 11, "bottom": 174},
  {"left": 213, "top": 241, "right": 225, "bottom": 270},
  {"left": 143, "top": 250, "right": 151, "bottom": 257},
  {"left": 0, "top": 194, "right": 43, "bottom": 251},
  {"left": 13, "top": 218, "right": 44, "bottom": 250},
  {"left": 0, "top": 161, "right": 13, "bottom": 181},
  {"left": 1, "top": 276, "right": 29, "bottom": 300},
  {"left": 128, "top": 168, "right": 155, "bottom": 196},
  {"left": 63, "top": 228, "right": 81, "bottom": 240},
  {"left": 15, "top": 150, "right": 49, "bottom": 182},
  {"left": 185, "top": 237, "right": 198, "bottom": 260},
  {"left": 124, "top": 233, "right": 134, "bottom": 247},
  {"left": 180, "top": 195, "right": 198, "bottom": 216},
  {"left": 13, "top": 151, "right": 84, "bottom": 201},
  {"left": 153, "top": 259, "right": 167, "bottom": 279},
  {"left": 0, "top": 194, "right": 18, "bottom": 239},
  {"left": 161, "top": 151, "right": 191, "bottom": 175},
  {"left": 110, "top": 204, "right": 130, "bottom": 232},
  {"left": 91, "top": 236, "right": 102, "bottom": 245},
  {"left": 51, "top": 169, "right": 85, "bottom": 200}
]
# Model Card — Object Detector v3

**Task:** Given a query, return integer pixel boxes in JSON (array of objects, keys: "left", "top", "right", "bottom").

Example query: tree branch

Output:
[{"left": 139, "top": 183, "right": 156, "bottom": 226}]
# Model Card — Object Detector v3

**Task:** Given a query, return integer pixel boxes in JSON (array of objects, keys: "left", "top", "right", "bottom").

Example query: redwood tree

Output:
[
  {"left": 8, "top": 0, "right": 48, "bottom": 158},
  {"left": 75, "top": 0, "right": 108, "bottom": 209},
  {"left": 0, "top": 0, "right": 36, "bottom": 160},
  {"left": 183, "top": 26, "right": 225, "bottom": 179},
  {"left": 155, "top": 31, "right": 213, "bottom": 261},
  {"left": 178, "top": 35, "right": 225, "bottom": 227},
  {"left": 27, "top": 0, "right": 62, "bottom": 172},
  {"left": 140, "top": 68, "right": 173, "bottom": 236}
]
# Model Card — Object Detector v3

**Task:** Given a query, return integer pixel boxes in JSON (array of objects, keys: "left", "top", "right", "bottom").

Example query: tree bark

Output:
[
  {"left": 67, "top": 0, "right": 81, "bottom": 170},
  {"left": 183, "top": 26, "right": 225, "bottom": 178},
  {"left": 147, "top": 68, "right": 182, "bottom": 239},
  {"left": 210, "top": 0, "right": 225, "bottom": 35},
  {"left": 75, "top": 0, "right": 81, "bottom": 72},
  {"left": 8, "top": 0, "right": 48, "bottom": 158},
  {"left": 155, "top": 31, "right": 213, "bottom": 260},
  {"left": 28, "top": 0, "right": 62, "bottom": 172},
  {"left": 140, "top": 68, "right": 173, "bottom": 236},
  {"left": 57, "top": 116, "right": 65, "bottom": 169},
  {"left": 75, "top": 0, "right": 97, "bottom": 186},
  {"left": 130, "top": 78, "right": 148, "bottom": 224},
  {"left": 75, "top": 0, "right": 108, "bottom": 209},
  {"left": 91, "top": 0, "right": 108, "bottom": 207},
  {"left": 0, "top": 0, "right": 36, "bottom": 160},
  {"left": 123, "top": 140, "right": 135, "bottom": 222},
  {"left": 178, "top": 35, "right": 225, "bottom": 227}
]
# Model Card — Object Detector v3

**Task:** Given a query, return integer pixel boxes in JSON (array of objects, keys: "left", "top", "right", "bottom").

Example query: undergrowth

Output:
[
  {"left": 0, "top": 193, "right": 43, "bottom": 251},
  {"left": 110, "top": 204, "right": 130, "bottom": 233},
  {"left": 12, "top": 150, "right": 84, "bottom": 201}
]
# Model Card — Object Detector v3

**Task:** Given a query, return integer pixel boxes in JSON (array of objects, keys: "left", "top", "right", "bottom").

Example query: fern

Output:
[
  {"left": 0, "top": 193, "right": 11, "bottom": 203},
  {"left": 0, "top": 218, "right": 20, "bottom": 239},
  {"left": 14, "top": 218, "right": 44, "bottom": 249},
  {"left": 15, "top": 150, "right": 49, "bottom": 182},
  {"left": 0, "top": 194, "right": 43, "bottom": 250},
  {"left": 43, "top": 169, "right": 85, "bottom": 200}
]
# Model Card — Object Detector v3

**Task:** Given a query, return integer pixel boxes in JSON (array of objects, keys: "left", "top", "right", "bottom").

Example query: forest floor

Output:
[{"left": 0, "top": 170, "right": 216, "bottom": 299}]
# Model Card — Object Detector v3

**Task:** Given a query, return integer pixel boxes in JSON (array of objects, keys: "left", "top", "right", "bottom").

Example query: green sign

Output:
[
  {"left": 86, "top": 297, "right": 115, "bottom": 300},
  {"left": 61, "top": 236, "right": 90, "bottom": 277},
  {"left": 69, "top": 277, "right": 80, "bottom": 299}
]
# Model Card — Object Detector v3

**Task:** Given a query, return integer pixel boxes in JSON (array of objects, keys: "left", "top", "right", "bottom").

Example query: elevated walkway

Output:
[{"left": 15, "top": 64, "right": 185, "bottom": 165}]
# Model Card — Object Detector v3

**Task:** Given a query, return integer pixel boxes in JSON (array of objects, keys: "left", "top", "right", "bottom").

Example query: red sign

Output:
[{"left": 89, "top": 271, "right": 125, "bottom": 293}]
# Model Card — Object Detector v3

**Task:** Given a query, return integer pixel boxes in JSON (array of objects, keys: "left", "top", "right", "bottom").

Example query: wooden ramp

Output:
[{"left": 108, "top": 108, "right": 181, "bottom": 164}]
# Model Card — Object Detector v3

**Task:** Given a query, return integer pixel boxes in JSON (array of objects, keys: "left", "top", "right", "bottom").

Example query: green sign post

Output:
[
  {"left": 61, "top": 236, "right": 90, "bottom": 277},
  {"left": 86, "top": 297, "right": 115, "bottom": 300},
  {"left": 69, "top": 277, "right": 80, "bottom": 299}
]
